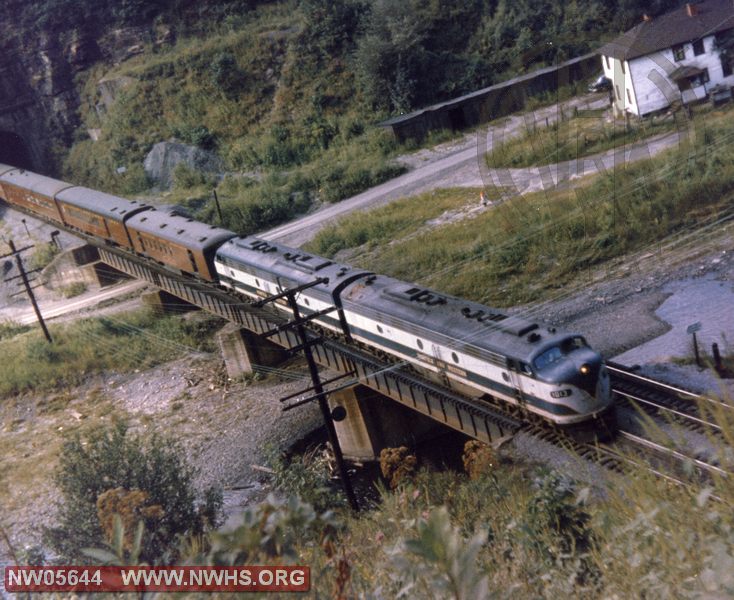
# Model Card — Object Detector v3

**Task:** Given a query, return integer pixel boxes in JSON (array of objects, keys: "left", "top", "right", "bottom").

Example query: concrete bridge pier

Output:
[
  {"left": 213, "top": 322, "right": 442, "bottom": 459},
  {"left": 43, "top": 244, "right": 129, "bottom": 291},
  {"left": 329, "top": 384, "right": 441, "bottom": 461},
  {"left": 217, "top": 323, "right": 288, "bottom": 379}
]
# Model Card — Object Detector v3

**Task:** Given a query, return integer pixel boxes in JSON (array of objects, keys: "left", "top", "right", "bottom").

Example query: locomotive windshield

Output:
[{"left": 533, "top": 336, "right": 588, "bottom": 370}]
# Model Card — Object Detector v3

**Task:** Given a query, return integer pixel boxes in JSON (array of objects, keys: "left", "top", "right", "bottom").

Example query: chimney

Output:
[
  {"left": 686, "top": 3, "right": 698, "bottom": 16},
  {"left": 643, "top": 13, "right": 652, "bottom": 22}
]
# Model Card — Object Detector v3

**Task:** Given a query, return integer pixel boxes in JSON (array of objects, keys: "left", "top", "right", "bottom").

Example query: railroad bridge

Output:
[{"left": 85, "top": 243, "right": 520, "bottom": 461}]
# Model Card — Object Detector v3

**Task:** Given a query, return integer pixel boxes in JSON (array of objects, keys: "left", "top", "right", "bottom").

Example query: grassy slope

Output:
[
  {"left": 486, "top": 108, "right": 677, "bottom": 168},
  {"left": 308, "top": 106, "right": 734, "bottom": 307},
  {"left": 63, "top": 3, "right": 404, "bottom": 235}
]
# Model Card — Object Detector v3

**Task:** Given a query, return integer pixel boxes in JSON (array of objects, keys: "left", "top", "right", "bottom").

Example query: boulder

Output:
[{"left": 143, "top": 141, "right": 223, "bottom": 190}]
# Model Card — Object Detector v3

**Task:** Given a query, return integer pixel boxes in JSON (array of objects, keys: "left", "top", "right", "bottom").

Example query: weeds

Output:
[
  {"left": 0, "top": 309, "right": 223, "bottom": 397},
  {"left": 46, "top": 420, "right": 222, "bottom": 563},
  {"left": 60, "top": 281, "right": 87, "bottom": 298},
  {"left": 308, "top": 108, "right": 734, "bottom": 307},
  {"left": 28, "top": 242, "right": 60, "bottom": 271},
  {"left": 486, "top": 111, "right": 676, "bottom": 168},
  {"left": 265, "top": 445, "right": 347, "bottom": 513}
]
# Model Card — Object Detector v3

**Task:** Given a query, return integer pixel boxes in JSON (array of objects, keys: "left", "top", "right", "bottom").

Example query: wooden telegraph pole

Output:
[
  {"left": 2, "top": 240, "right": 52, "bottom": 343},
  {"left": 255, "top": 278, "right": 359, "bottom": 511}
]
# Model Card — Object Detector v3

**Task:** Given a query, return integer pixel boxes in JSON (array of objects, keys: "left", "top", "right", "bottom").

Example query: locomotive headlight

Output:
[{"left": 580, "top": 364, "right": 590, "bottom": 375}]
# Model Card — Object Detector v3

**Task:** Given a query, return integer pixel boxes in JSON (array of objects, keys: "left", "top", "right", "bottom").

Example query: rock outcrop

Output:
[
  {"left": 144, "top": 141, "right": 224, "bottom": 190},
  {"left": 0, "top": 8, "right": 175, "bottom": 174}
]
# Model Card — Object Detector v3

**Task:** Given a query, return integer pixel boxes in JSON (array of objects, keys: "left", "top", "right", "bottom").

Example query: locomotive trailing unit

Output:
[{"left": 0, "top": 164, "right": 615, "bottom": 435}]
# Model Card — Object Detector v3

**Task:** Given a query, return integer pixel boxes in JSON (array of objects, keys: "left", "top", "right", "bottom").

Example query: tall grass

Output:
[
  {"left": 306, "top": 188, "right": 484, "bottom": 256},
  {"left": 309, "top": 109, "right": 734, "bottom": 307},
  {"left": 0, "top": 310, "right": 223, "bottom": 397},
  {"left": 486, "top": 110, "right": 677, "bottom": 168}
]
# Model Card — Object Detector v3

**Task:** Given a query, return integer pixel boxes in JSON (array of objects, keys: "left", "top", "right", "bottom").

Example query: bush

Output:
[
  {"left": 210, "top": 52, "right": 246, "bottom": 100},
  {"left": 28, "top": 243, "right": 60, "bottom": 271},
  {"left": 172, "top": 124, "right": 217, "bottom": 150},
  {"left": 46, "top": 421, "right": 222, "bottom": 563},
  {"left": 60, "top": 282, "right": 87, "bottom": 298},
  {"left": 266, "top": 446, "right": 347, "bottom": 513},
  {"left": 206, "top": 494, "right": 338, "bottom": 565}
]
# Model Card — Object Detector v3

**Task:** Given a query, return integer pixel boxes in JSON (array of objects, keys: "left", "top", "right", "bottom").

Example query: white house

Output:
[{"left": 599, "top": 0, "right": 734, "bottom": 117}]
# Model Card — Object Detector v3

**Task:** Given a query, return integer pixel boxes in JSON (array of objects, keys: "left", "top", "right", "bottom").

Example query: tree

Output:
[{"left": 45, "top": 421, "right": 222, "bottom": 564}]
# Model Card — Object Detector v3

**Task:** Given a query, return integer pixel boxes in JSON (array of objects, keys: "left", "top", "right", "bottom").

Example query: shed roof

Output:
[
  {"left": 599, "top": 0, "right": 734, "bottom": 61},
  {"left": 378, "top": 53, "right": 596, "bottom": 128}
]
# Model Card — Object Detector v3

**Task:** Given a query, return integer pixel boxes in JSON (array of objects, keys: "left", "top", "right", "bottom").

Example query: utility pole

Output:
[
  {"left": 212, "top": 189, "right": 223, "bottom": 225},
  {"left": 255, "top": 279, "right": 359, "bottom": 511},
  {"left": 2, "top": 240, "right": 52, "bottom": 343}
]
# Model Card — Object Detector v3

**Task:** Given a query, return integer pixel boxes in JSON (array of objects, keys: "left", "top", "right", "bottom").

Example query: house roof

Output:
[{"left": 599, "top": 0, "right": 734, "bottom": 61}]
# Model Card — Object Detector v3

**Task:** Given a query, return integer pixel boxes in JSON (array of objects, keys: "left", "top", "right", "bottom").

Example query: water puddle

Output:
[{"left": 615, "top": 273, "right": 734, "bottom": 365}]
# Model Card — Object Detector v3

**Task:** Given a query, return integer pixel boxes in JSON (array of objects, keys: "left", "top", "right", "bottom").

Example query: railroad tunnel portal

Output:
[{"left": 0, "top": 131, "right": 33, "bottom": 170}]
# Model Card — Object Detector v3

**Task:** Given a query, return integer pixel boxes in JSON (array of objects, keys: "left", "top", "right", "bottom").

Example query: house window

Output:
[
  {"left": 604, "top": 55, "right": 610, "bottom": 70},
  {"left": 626, "top": 88, "right": 632, "bottom": 103},
  {"left": 723, "top": 56, "right": 733, "bottom": 77},
  {"left": 615, "top": 85, "right": 621, "bottom": 100},
  {"left": 621, "top": 60, "right": 626, "bottom": 74},
  {"left": 673, "top": 44, "right": 686, "bottom": 61},
  {"left": 693, "top": 39, "right": 704, "bottom": 55}
]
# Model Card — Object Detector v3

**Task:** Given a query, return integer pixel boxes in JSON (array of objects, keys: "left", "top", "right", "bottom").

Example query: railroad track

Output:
[{"left": 608, "top": 361, "right": 732, "bottom": 435}]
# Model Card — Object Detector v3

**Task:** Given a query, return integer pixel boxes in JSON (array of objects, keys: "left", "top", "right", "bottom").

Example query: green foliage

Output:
[
  {"left": 172, "top": 163, "right": 208, "bottom": 189},
  {"left": 206, "top": 494, "right": 337, "bottom": 564},
  {"left": 0, "top": 321, "right": 30, "bottom": 341},
  {"left": 83, "top": 515, "right": 145, "bottom": 566},
  {"left": 306, "top": 188, "right": 480, "bottom": 256},
  {"left": 521, "top": 472, "right": 594, "bottom": 559},
  {"left": 60, "top": 281, "right": 87, "bottom": 298},
  {"left": 487, "top": 113, "right": 676, "bottom": 168},
  {"left": 390, "top": 507, "right": 489, "bottom": 600},
  {"left": 0, "top": 310, "right": 224, "bottom": 397},
  {"left": 28, "top": 243, "right": 60, "bottom": 271},
  {"left": 209, "top": 52, "right": 247, "bottom": 100},
  {"left": 172, "top": 124, "right": 217, "bottom": 150},
  {"left": 46, "top": 421, "right": 223, "bottom": 563},
  {"left": 266, "top": 446, "right": 347, "bottom": 513}
]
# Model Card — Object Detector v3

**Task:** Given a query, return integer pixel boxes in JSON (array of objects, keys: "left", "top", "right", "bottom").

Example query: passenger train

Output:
[{"left": 0, "top": 164, "right": 615, "bottom": 434}]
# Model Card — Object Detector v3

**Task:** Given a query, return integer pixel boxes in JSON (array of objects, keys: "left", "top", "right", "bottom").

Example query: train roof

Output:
[
  {"left": 126, "top": 209, "right": 236, "bottom": 251},
  {"left": 216, "top": 236, "right": 373, "bottom": 296},
  {"left": 0, "top": 168, "right": 74, "bottom": 198},
  {"left": 0, "top": 163, "right": 17, "bottom": 177},
  {"left": 55, "top": 186, "right": 150, "bottom": 221},
  {"left": 341, "top": 274, "right": 573, "bottom": 364}
]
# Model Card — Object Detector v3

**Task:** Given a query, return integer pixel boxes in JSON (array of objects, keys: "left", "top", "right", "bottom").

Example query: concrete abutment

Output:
[
  {"left": 215, "top": 325, "right": 442, "bottom": 460},
  {"left": 328, "top": 384, "right": 442, "bottom": 462},
  {"left": 217, "top": 323, "right": 288, "bottom": 379}
]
